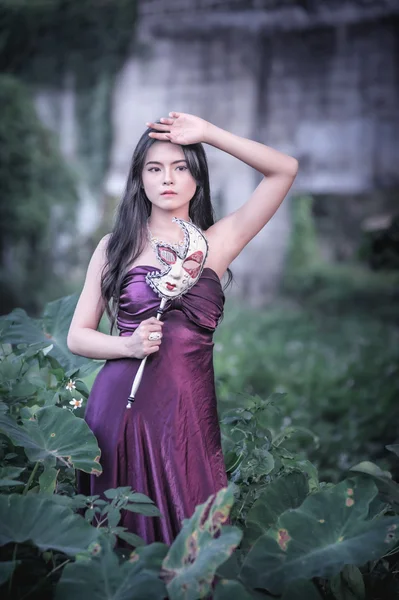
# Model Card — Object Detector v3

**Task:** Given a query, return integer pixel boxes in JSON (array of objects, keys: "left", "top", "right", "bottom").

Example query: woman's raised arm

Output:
[
  {"left": 203, "top": 122, "right": 298, "bottom": 264},
  {"left": 147, "top": 112, "right": 298, "bottom": 272}
]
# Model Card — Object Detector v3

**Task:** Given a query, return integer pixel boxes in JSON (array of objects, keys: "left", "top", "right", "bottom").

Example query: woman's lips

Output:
[
  {"left": 161, "top": 191, "right": 177, "bottom": 195},
  {"left": 165, "top": 282, "right": 176, "bottom": 291}
]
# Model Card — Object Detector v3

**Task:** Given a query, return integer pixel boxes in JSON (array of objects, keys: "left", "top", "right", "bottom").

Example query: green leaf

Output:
[
  {"left": 0, "top": 560, "right": 20, "bottom": 586},
  {"left": 163, "top": 484, "right": 242, "bottom": 600},
  {"left": 0, "top": 406, "right": 102, "bottom": 474},
  {"left": 3, "top": 299, "right": 99, "bottom": 378},
  {"left": 9, "top": 381, "right": 38, "bottom": 398},
  {"left": 213, "top": 578, "right": 255, "bottom": 599},
  {"left": 107, "top": 508, "right": 121, "bottom": 529},
  {"left": 240, "top": 477, "right": 399, "bottom": 594},
  {"left": 350, "top": 461, "right": 399, "bottom": 511},
  {"left": 126, "top": 492, "right": 156, "bottom": 504},
  {"left": 104, "top": 487, "right": 131, "bottom": 499},
  {"left": 386, "top": 444, "right": 399, "bottom": 459},
  {"left": 55, "top": 538, "right": 168, "bottom": 600},
  {"left": 242, "top": 472, "right": 309, "bottom": 549},
  {"left": 123, "top": 503, "right": 162, "bottom": 518},
  {"left": 117, "top": 529, "right": 147, "bottom": 548},
  {"left": 0, "top": 493, "right": 99, "bottom": 554},
  {"left": 330, "top": 564, "right": 365, "bottom": 600},
  {"left": 282, "top": 580, "right": 323, "bottom": 600},
  {"left": 0, "top": 466, "right": 26, "bottom": 487},
  {"left": 75, "top": 379, "right": 90, "bottom": 397},
  {"left": 39, "top": 459, "right": 58, "bottom": 494}
]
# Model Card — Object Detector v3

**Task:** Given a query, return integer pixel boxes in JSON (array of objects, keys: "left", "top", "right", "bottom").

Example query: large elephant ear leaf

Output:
[
  {"left": 213, "top": 578, "right": 257, "bottom": 599},
  {"left": 281, "top": 580, "right": 324, "bottom": 600},
  {"left": 350, "top": 461, "right": 399, "bottom": 512},
  {"left": 2, "top": 296, "right": 99, "bottom": 378},
  {"left": 242, "top": 471, "right": 309, "bottom": 550},
  {"left": 55, "top": 538, "right": 168, "bottom": 600},
  {"left": 0, "top": 466, "right": 26, "bottom": 487},
  {"left": 0, "top": 561, "right": 21, "bottom": 586},
  {"left": 0, "top": 406, "right": 102, "bottom": 475},
  {"left": 386, "top": 444, "right": 399, "bottom": 459},
  {"left": 240, "top": 476, "right": 399, "bottom": 595},
  {"left": 0, "top": 493, "right": 99, "bottom": 554},
  {"left": 213, "top": 578, "right": 323, "bottom": 600},
  {"left": 162, "top": 483, "right": 242, "bottom": 600}
]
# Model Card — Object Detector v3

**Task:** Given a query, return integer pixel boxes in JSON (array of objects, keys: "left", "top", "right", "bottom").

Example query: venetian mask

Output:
[{"left": 146, "top": 218, "right": 209, "bottom": 300}]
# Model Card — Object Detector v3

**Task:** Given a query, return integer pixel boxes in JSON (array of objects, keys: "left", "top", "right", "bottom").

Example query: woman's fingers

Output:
[
  {"left": 148, "top": 132, "right": 171, "bottom": 141},
  {"left": 147, "top": 346, "right": 160, "bottom": 354},
  {"left": 145, "top": 317, "right": 164, "bottom": 326},
  {"left": 146, "top": 122, "right": 171, "bottom": 131}
]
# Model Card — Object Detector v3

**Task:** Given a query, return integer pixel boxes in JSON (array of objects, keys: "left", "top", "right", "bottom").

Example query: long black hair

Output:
[{"left": 101, "top": 122, "right": 232, "bottom": 331}]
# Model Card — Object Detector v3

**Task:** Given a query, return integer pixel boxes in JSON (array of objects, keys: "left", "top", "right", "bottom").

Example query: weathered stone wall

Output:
[
  {"left": 260, "top": 17, "right": 399, "bottom": 193},
  {"left": 33, "top": 1, "right": 399, "bottom": 303},
  {"left": 104, "top": 2, "right": 398, "bottom": 303}
]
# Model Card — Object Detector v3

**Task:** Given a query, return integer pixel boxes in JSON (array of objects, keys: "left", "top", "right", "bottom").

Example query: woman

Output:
[{"left": 67, "top": 111, "right": 298, "bottom": 546}]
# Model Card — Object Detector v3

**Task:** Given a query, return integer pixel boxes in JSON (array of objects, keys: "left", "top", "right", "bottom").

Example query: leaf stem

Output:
[
  {"left": 8, "top": 543, "right": 18, "bottom": 594},
  {"left": 22, "top": 461, "right": 40, "bottom": 495}
]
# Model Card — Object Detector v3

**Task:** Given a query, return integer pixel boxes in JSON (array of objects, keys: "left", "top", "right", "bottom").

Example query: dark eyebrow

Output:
[{"left": 145, "top": 160, "right": 187, "bottom": 166}]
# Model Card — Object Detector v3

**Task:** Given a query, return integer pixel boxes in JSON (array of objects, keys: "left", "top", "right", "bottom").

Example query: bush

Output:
[
  {"left": 215, "top": 298, "right": 399, "bottom": 483},
  {"left": 0, "top": 296, "right": 399, "bottom": 599}
]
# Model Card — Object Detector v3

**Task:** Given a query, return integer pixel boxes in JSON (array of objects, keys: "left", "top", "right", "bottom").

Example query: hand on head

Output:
[{"left": 146, "top": 112, "right": 209, "bottom": 146}]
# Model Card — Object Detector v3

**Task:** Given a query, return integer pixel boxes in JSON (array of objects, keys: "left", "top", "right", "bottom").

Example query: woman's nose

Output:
[{"left": 163, "top": 171, "right": 174, "bottom": 184}]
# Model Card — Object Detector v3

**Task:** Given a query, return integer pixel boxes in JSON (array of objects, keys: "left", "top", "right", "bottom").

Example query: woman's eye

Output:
[
  {"left": 177, "top": 166, "right": 187, "bottom": 171},
  {"left": 148, "top": 167, "right": 160, "bottom": 172}
]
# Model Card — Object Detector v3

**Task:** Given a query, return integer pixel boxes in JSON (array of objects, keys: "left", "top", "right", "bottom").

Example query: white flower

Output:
[
  {"left": 69, "top": 398, "right": 83, "bottom": 410},
  {"left": 65, "top": 379, "right": 76, "bottom": 391}
]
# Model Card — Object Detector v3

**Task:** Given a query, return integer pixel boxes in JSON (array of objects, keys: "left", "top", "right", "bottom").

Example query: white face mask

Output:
[{"left": 146, "top": 218, "right": 209, "bottom": 300}]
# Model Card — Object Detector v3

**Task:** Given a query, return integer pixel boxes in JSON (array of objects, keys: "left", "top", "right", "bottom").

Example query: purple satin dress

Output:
[{"left": 77, "top": 265, "right": 228, "bottom": 546}]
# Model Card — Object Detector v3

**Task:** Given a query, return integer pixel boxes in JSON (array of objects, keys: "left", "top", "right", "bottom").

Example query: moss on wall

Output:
[
  {"left": 0, "top": 1, "right": 138, "bottom": 314},
  {"left": 0, "top": 0, "right": 138, "bottom": 190}
]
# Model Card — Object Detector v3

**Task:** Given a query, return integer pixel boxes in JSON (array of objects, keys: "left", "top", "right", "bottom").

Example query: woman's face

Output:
[{"left": 142, "top": 141, "right": 197, "bottom": 212}]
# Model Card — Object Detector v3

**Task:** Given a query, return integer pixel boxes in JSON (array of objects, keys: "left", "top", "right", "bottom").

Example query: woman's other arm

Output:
[
  {"left": 67, "top": 235, "right": 129, "bottom": 359},
  {"left": 67, "top": 236, "right": 164, "bottom": 360},
  {"left": 203, "top": 123, "right": 298, "bottom": 266}
]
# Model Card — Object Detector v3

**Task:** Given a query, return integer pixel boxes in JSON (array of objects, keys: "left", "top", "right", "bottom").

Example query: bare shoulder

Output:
[
  {"left": 93, "top": 233, "right": 112, "bottom": 259},
  {"left": 98, "top": 232, "right": 112, "bottom": 251},
  {"left": 68, "top": 233, "right": 112, "bottom": 334}
]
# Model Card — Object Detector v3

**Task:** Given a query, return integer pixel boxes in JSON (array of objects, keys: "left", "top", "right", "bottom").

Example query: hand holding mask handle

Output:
[
  {"left": 126, "top": 298, "right": 167, "bottom": 409},
  {"left": 126, "top": 218, "right": 209, "bottom": 410}
]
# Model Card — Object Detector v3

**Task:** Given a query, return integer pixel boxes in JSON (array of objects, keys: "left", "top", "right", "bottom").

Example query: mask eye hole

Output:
[
  {"left": 157, "top": 246, "right": 177, "bottom": 265},
  {"left": 183, "top": 260, "right": 201, "bottom": 278},
  {"left": 183, "top": 251, "right": 204, "bottom": 279}
]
